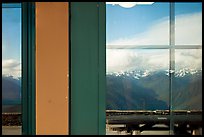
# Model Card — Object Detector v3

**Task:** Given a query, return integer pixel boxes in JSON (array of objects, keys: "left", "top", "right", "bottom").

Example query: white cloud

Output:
[
  {"left": 175, "top": 49, "right": 202, "bottom": 70},
  {"left": 107, "top": 49, "right": 138, "bottom": 73},
  {"left": 107, "top": 12, "right": 202, "bottom": 47},
  {"left": 107, "top": 49, "right": 202, "bottom": 74},
  {"left": 107, "top": 49, "right": 169, "bottom": 73},
  {"left": 2, "top": 59, "right": 21, "bottom": 78},
  {"left": 107, "top": 19, "right": 169, "bottom": 47},
  {"left": 175, "top": 12, "right": 202, "bottom": 45},
  {"left": 107, "top": 12, "right": 202, "bottom": 73}
]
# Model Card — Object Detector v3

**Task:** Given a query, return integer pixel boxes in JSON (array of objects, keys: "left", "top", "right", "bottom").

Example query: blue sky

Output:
[
  {"left": 106, "top": 2, "right": 202, "bottom": 73},
  {"left": 2, "top": 2, "right": 202, "bottom": 76},
  {"left": 106, "top": 2, "right": 169, "bottom": 43},
  {"left": 106, "top": 2, "right": 202, "bottom": 45},
  {"left": 2, "top": 6, "right": 21, "bottom": 78},
  {"left": 2, "top": 7, "right": 21, "bottom": 60}
]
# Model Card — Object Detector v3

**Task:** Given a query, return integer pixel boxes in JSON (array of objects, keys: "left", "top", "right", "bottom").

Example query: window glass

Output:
[
  {"left": 175, "top": 3, "right": 202, "bottom": 45},
  {"left": 107, "top": 49, "right": 169, "bottom": 110},
  {"left": 2, "top": 4, "right": 22, "bottom": 135},
  {"left": 106, "top": 2, "right": 169, "bottom": 48},
  {"left": 106, "top": 2, "right": 202, "bottom": 135},
  {"left": 173, "top": 49, "right": 202, "bottom": 110}
]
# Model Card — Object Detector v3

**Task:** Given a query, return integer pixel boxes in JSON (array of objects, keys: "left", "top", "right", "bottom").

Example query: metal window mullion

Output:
[
  {"left": 22, "top": 2, "right": 36, "bottom": 135},
  {"left": 106, "top": 45, "right": 202, "bottom": 49},
  {"left": 22, "top": 3, "right": 28, "bottom": 135},
  {"left": 169, "top": 2, "right": 175, "bottom": 135},
  {"left": 98, "top": 2, "right": 106, "bottom": 135},
  {"left": 2, "top": 3, "right": 21, "bottom": 8},
  {"left": 28, "top": 2, "right": 36, "bottom": 135},
  {"left": 28, "top": 4, "right": 35, "bottom": 134}
]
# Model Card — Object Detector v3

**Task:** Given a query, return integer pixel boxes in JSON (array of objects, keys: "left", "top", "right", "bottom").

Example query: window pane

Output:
[
  {"left": 106, "top": 49, "right": 170, "bottom": 135},
  {"left": 106, "top": 2, "right": 202, "bottom": 135},
  {"left": 2, "top": 5, "right": 22, "bottom": 135},
  {"left": 173, "top": 49, "right": 202, "bottom": 110},
  {"left": 175, "top": 3, "right": 202, "bottom": 45},
  {"left": 106, "top": 2, "right": 169, "bottom": 48},
  {"left": 171, "top": 49, "right": 202, "bottom": 135},
  {"left": 107, "top": 49, "right": 169, "bottom": 110}
]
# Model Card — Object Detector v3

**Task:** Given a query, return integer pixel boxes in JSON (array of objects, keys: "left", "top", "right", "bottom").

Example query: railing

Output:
[{"left": 106, "top": 110, "right": 202, "bottom": 135}]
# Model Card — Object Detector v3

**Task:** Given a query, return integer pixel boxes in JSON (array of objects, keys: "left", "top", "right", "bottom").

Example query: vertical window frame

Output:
[
  {"left": 70, "top": 2, "right": 106, "bottom": 135},
  {"left": 2, "top": 2, "right": 36, "bottom": 135},
  {"left": 22, "top": 2, "right": 36, "bottom": 135}
]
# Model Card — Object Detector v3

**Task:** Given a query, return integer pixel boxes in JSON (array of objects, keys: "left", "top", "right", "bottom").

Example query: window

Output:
[
  {"left": 106, "top": 2, "right": 202, "bottom": 135},
  {"left": 2, "top": 2, "right": 36, "bottom": 135},
  {"left": 2, "top": 3, "right": 22, "bottom": 135}
]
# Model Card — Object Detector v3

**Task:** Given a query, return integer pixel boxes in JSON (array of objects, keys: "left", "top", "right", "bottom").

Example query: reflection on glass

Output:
[
  {"left": 107, "top": 49, "right": 169, "bottom": 110},
  {"left": 175, "top": 3, "right": 202, "bottom": 45},
  {"left": 173, "top": 49, "right": 202, "bottom": 110},
  {"left": 106, "top": 2, "right": 202, "bottom": 135},
  {"left": 106, "top": 49, "right": 170, "bottom": 135},
  {"left": 171, "top": 49, "right": 202, "bottom": 135},
  {"left": 2, "top": 5, "right": 22, "bottom": 135},
  {"left": 106, "top": 2, "right": 169, "bottom": 47}
]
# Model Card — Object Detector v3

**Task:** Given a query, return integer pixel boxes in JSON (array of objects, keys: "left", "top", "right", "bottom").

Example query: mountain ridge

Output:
[{"left": 107, "top": 69, "right": 202, "bottom": 110}]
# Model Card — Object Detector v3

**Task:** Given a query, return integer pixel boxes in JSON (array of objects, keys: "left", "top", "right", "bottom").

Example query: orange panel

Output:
[{"left": 35, "top": 2, "right": 69, "bottom": 135}]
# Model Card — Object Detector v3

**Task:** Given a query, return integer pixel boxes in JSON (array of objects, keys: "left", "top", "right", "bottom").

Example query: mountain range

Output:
[
  {"left": 2, "top": 68, "right": 202, "bottom": 112},
  {"left": 2, "top": 76, "right": 21, "bottom": 113},
  {"left": 107, "top": 69, "right": 202, "bottom": 110}
]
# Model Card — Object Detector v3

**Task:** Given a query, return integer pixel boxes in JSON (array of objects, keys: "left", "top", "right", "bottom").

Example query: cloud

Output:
[
  {"left": 107, "top": 49, "right": 202, "bottom": 73},
  {"left": 107, "top": 49, "right": 169, "bottom": 73},
  {"left": 107, "top": 49, "right": 138, "bottom": 73},
  {"left": 107, "top": 12, "right": 202, "bottom": 73},
  {"left": 2, "top": 59, "right": 21, "bottom": 78},
  {"left": 107, "top": 20, "right": 169, "bottom": 47},
  {"left": 175, "top": 12, "right": 202, "bottom": 45},
  {"left": 175, "top": 49, "right": 202, "bottom": 70},
  {"left": 107, "top": 12, "right": 202, "bottom": 48}
]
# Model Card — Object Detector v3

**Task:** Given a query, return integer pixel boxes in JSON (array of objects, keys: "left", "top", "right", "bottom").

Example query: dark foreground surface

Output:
[
  {"left": 106, "top": 110, "right": 202, "bottom": 135},
  {"left": 2, "top": 113, "right": 22, "bottom": 126}
]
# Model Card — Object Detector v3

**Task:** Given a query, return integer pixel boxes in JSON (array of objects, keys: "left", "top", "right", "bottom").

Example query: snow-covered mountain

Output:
[
  {"left": 2, "top": 75, "right": 21, "bottom": 113},
  {"left": 107, "top": 68, "right": 202, "bottom": 79},
  {"left": 106, "top": 68, "right": 202, "bottom": 110}
]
